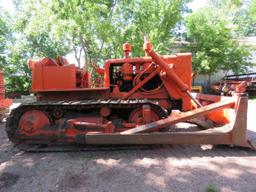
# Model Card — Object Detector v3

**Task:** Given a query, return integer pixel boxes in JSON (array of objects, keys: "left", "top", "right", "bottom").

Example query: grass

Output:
[
  {"left": 249, "top": 94, "right": 256, "bottom": 100},
  {"left": 78, "top": 154, "right": 97, "bottom": 161},
  {"left": 206, "top": 184, "right": 219, "bottom": 192}
]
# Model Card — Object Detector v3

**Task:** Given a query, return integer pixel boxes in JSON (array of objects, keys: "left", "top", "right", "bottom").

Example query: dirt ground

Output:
[{"left": 0, "top": 101, "right": 256, "bottom": 192}]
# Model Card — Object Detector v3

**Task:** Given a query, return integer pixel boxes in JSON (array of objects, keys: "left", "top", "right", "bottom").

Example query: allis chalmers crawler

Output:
[{"left": 5, "top": 40, "right": 255, "bottom": 150}]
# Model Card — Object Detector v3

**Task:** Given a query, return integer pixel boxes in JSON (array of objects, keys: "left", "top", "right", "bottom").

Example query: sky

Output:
[
  {"left": 187, "top": 0, "right": 208, "bottom": 11},
  {"left": 0, "top": 0, "right": 208, "bottom": 65},
  {"left": 0, "top": 0, "right": 15, "bottom": 15}
]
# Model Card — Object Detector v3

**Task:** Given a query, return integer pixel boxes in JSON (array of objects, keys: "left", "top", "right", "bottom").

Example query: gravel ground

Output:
[{"left": 0, "top": 100, "right": 256, "bottom": 192}]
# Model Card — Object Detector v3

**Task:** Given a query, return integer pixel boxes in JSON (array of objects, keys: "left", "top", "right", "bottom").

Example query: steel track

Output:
[{"left": 6, "top": 99, "right": 167, "bottom": 152}]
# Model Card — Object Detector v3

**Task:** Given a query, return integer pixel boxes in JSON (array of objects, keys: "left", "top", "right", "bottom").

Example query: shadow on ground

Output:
[{"left": 0, "top": 121, "right": 256, "bottom": 192}]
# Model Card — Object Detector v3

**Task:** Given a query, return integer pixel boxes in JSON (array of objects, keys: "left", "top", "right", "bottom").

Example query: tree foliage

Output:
[
  {"left": 0, "top": 0, "right": 254, "bottom": 93},
  {"left": 233, "top": 0, "right": 256, "bottom": 36},
  {"left": 185, "top": 5, "right": 253, "bottom": 79},
  {"left": 248, "top": 0, "right": 256, "bottom": 19},
  {"left": 42, "top": 0, "right": 189, "bottom": 68},
  {"left": 2, "top": 0, "right": 70, "bottom": 93},
  {"left": 0, "top": 9, "right": 11, "bottom": 69},
  {"left": 0, "top": 0, "right": 189, "bottom": 93},
  {"left": 208, "top": 0, "right": 256, "bottom": 36}
]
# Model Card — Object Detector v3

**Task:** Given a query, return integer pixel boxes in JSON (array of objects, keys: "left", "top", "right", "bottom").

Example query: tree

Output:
[
  {"left": 0, "top": 9, "right": 11, "bottom": 70},
  {"left": 1, "top": 0, "right": 70, "bottom": 93},
  {"left": 248, "top": 0, "right": 256, "bottom": 20},
  {"left": 108, "top": 0, "right": 191, "bottom": 55},
  {"left": 208, "top": 0, "right": 256, "bottom": 37},
  {"left": 185, "top": 7, "right": 252, "bottom": 84},
  {"left": 233, "top": 0, "right": 256, "bottom": 36},
  {"left": 2, "top": 0, "right": 190, "bottom": 93},
  {"left": 47, "top": 0, "right": 190, "bottom": 70}
]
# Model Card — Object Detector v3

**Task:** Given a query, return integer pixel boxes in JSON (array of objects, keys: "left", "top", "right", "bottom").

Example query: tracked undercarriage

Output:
[
  {"left": 6, "top": 99, "right": 167, "bottom": 149},
  {"left": 6, "top": 94, "right": 254, "bottom": 151}
]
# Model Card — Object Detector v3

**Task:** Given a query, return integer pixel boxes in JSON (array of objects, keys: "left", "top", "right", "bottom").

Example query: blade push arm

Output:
[{"left": 143, "top": 41, "right": 202, "bottom": 107}]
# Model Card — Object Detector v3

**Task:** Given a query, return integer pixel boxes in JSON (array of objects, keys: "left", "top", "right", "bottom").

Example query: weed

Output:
[{"left": 206, "top": 184, "right": 219, "bottom": 192}]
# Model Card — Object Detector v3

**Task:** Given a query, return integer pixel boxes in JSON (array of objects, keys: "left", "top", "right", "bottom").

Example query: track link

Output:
[{"left": 6, "top": 99, "right": 167, "bottom": 152}]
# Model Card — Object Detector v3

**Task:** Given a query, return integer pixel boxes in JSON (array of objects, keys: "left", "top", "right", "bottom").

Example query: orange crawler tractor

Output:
[
  {"left": 0, "top": 71, "right": 12, "bottom": 121},
  {"left": 6, "top": 39, "right": 254, "bottom": 150}
]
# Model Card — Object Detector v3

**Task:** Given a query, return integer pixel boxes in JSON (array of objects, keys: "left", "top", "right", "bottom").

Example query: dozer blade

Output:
[{"left": 84, "top": 95, "right": 255, "bottom": 150}]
